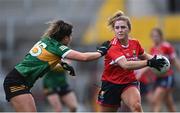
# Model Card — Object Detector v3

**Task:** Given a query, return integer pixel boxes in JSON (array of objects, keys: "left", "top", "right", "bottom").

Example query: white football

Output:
[{"left": 151, "top": 55, "right": 170, "bottom": 76}]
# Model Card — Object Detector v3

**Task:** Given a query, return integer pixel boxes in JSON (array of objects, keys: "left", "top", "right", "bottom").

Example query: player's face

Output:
[
  {"left": 114, "top": 20, "right": 129, "bottom": 40},
  {"left": 151, "top": 30, "right": 161, "bottom": 44}
]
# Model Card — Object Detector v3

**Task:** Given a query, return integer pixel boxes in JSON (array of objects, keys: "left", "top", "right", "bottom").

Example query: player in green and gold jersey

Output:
[
  {"left": 43, "top": 62, "right": 78, "bottom": 112},
  {"left": 3, "top": 20, "right": 111, "bottom": 112}
]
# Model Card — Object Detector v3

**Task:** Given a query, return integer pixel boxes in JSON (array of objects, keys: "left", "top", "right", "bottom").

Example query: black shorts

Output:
[
  {"left": 97, "top": 81, "right": 139, "bottom": 107},
  {"left": 140, "top": 82, "right": 153, "bottom": 95},
  {"left": 44, "top": 84, "right": 72, "bottom": 97},
  {"left": 3, "top": 68, "right": 31, "bottom": 102},
  {"left": 155, "top": 75, "right": 174, "bottom": 89}
]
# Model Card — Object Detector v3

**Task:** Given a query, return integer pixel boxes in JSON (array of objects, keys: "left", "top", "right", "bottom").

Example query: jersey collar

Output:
[
  {"left": 121, "top": 44, "right": 129, "bottom": 48},
  {"left": 116, "top": 37, "right": 129, "bottom": 48}
]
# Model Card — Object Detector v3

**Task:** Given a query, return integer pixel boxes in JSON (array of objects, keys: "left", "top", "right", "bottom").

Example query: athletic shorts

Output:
[
  {"left": 97, "top": 81, "right": 139, "bottom": 107},
  {"left": 3, "top": 68, "right": 31, "bottom": 102},
  {"left": 155, "top": 75, "right": 174, "bottom": 89},
  {"left": 139, "top": 82, "right": 153, "bottom": 95},
  {"left": 44, "top": 84, "right": 72, "bottom": 97}
]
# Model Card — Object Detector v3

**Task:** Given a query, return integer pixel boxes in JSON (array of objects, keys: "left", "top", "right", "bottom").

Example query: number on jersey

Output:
[{"left": 29, "top": 41, "right": 47, "bottom": 56}]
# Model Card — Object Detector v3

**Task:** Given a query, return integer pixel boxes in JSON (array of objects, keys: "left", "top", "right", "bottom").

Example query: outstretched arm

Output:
[
  {"left": 64, "top": 41, "right": 111, "bottom": 61},
  {"left": 65, "top": 50, "right": 101, "bottom": 61}
]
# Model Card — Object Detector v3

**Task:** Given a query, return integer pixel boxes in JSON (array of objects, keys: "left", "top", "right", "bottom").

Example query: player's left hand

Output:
[
  {"left": 61, "top": 62, "right": 76, "bottom": 76},
  {"left": 147, "top": 55, "right": 166, "bottom": 71}
]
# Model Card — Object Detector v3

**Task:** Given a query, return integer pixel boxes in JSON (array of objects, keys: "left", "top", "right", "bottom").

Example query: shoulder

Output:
[
  {"left": 110, "top": 37, "right": 118, "bottom": 46},
  {"left": 129, "top": 37, "right": 139, "bottom": 42},
  {"left": 42, "top": 37, "right": 70, "bottom": 50},
  {"left": 162, "top": 41, "right": 172, "bottom": 47},
  {"left": 150, "top": 46, "right": 155, "bottom": 51},
  {"left": 129, "top": 38, "right": 141, "bottom": 45},
  {"left": 161, "top": 41, "right": 174, "bottom": 51}
]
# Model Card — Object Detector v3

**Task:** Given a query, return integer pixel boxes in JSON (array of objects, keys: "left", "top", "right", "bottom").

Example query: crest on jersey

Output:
[
  {"left": 126, "top": 53, "right": 130, "bottom": 57},
  {"left": 133, "top": 50, "right": 136, "bottom": 57}
]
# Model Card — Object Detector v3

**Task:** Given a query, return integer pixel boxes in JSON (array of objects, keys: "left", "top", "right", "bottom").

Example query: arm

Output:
[
  {"left": 64, "top": 40, "right": 110, "bottom": 61},
  {"left": 171, "top": 57, "right": 180, "bottom": 72},
  {"left": 65, "top": 50, "right": 101, "bottom": 61},
  {"left": 117, "top": 57, "right": 147, "bottom": 70},
  {"left": 138, "top": 52, "right": 153, "bottom": 60},
  {"left": 117, "top": 55, "right": 165, "bottom": 71}
]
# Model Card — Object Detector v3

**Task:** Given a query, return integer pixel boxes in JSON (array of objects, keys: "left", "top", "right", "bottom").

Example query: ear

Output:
[
  {"left": 60, "top": 36, "right": 68, "bottom": 44},
  {"left": 64, "top": 36, "right": 69, "bottom": 40},
  {"left": 127, "top": 28, "right": 130, "bottom": 33},
  {"left": 61, "top": 36, "right": 68, "bottom": 42}
]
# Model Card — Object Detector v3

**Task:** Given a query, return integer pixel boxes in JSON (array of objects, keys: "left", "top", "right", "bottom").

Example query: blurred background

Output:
[{"left": 0, "top": 0, "right": 180, "bottom": 112}]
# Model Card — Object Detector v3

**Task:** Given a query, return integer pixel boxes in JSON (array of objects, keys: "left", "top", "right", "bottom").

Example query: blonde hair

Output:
[
  {"left": 108, "top": 10, "right": 131, "bottom": 31},
  {"left": 43, "top": 20, "right": 73, "bottom": 41}
]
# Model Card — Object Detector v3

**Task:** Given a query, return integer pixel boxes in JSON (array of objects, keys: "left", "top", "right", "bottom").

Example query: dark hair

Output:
[{"left": 43, "top": 20, "right": 73, "bottom": 41}]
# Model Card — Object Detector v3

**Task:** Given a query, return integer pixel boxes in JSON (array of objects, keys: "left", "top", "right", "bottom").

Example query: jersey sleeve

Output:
[
  {"left": 108, "top": 46, "right": 125, "bottom": 63},
  {"left": 59, "top": 45, "right": 72, "bottom": 58},
  {"left": 50, "top": 44, "right": 72, "bottom": 58},
  {"left": 166, "top": 44, "right": 176, "bottom": 59},
  {"left": 136, "top": 40, "right": 145, "bottom": 56}
]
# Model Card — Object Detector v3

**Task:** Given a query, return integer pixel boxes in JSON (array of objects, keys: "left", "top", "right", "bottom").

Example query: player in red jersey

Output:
[
  {"left": 150, "top": 28, "right": 180, "bottom": 112},
  {"left": 97, "top": 11, "right": 166, "bottom": 112}
]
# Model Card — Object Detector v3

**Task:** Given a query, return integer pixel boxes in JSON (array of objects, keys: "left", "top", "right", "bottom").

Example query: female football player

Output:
[
  {"left": 150, "top": 28, "right": 180, "bottom": 112},
  {"left": 43, "top": 62, "right": 78, "bottom": 112},
  {"left": 97, "top": 11, "right": 166, "bottom": 112},
  {"left": 3, "top": 20, "right": 110, "bottom": 112}
]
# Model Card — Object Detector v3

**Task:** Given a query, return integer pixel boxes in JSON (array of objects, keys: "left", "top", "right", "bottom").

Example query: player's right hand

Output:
[
  {"left": 97, "top": 41, "right": 111, "bottom": 56},
  {"left": 147, "top": 55, "right": 166, "bottom": 71}
]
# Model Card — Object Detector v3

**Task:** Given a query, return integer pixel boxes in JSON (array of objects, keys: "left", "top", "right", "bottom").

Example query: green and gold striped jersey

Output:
[{"left": 15, "top": 36, "right": 71, "bottom": 87}]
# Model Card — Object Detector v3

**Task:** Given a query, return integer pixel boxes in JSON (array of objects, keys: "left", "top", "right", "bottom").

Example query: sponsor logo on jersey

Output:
[
  {"left": 133, "top": 50, "right": 136, "bottom": 57},
  {"left": 59, "top": 46, "right": 68, "bottom": 51}
]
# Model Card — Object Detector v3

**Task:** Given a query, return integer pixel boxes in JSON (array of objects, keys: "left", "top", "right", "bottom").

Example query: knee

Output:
[
  {"left": 151, "top": 99, "right": 156, "bottom": 105},
  {"left": 130, "top": 102, "right": 142, "bottom": 112},
  {"left": 151, "top": 97, "right": 158, "bottom": 106},
  {"left": 69, "top": 106, "right": 77, "bottom": 112},
  {"left": 54, "top": 107, "right": 62, "bottom": 112}
]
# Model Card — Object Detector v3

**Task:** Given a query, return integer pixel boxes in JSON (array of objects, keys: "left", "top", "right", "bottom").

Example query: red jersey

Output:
[
  {"left": 150, "top": 41, "right": 176, "bottom": 77},
  {"left": 101, "top": 37, "right": 145, "bottom": 84}
]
